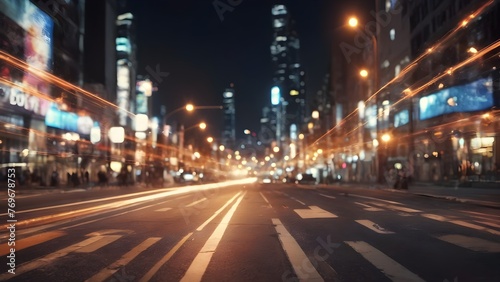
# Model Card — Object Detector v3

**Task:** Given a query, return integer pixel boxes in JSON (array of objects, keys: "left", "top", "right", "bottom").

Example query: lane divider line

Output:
[
  {"left": 272, "top": 218, "right": 324, "bottom": 282},
  {"left": 345, "top": 241, "right": 425, "bottom": 282},
  {"left": 181, "top": 191, "right": 247, "bottom": 282}
]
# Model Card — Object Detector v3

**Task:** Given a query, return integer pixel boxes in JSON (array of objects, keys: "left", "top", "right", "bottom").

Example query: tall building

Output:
[
  {"left": 270, "top": 3, "right": 305, "bottom": 146},
  {"left": 222, "top": 84, "right": 236, "bottom": 149},
  {"left": 83, "top": 0, "right": 117, "bottom": 105},
  {"left": 0, "top": 0, "right": 88, "bottom": 185},
  {"left": 116, "top": 11, "right": 137, "bottom": 128}
]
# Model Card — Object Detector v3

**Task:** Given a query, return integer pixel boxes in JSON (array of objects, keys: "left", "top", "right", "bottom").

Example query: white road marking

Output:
[
  {"left": 348, "top": 194, "right": 403, "bottom": 205},
  {"left": 437, "top": 234, "right": 500, "bottom": 252},
  {"left": 185, "top": 197, "right": 207, "bottom": 207},
  {"left": 260, "top": 191, "right": 272, "bottom": 208},
  {"left": 319, "top": 193, "right": 336, "bottom": 199},
  {"left": 272, "top": 218, "right": 324, "bottom": 282},
  {"left": 460, "top": 210, "right": 500, "bottom": 219},
  {"left": 0, "top": 231, "right": 65, "bottom": 256},
  {"left": 75, "top": 235, "right": 122, "bottom": 253},
  {"left": 474, "top": 220, "right": 500, "bottom": 229},
  {"left": 291, "top": 197, "right": 307, "bottom": 206},
  {"left": 0, "top": 236, "right": 104, "bottom": 279},
  {"left": 155, "top": 207, "right": 172, "bottom": 212},
  {"left": 181, "top": 191, "right": 246, "bottom": 282},
  {"left": 354, "top": 202, "right": 372, "bottom": 208},
  {"left": 139, "top": 232, "right": 193, "bottom": 282},
  {"left": 354, "top": 202, "right": 384, "bottom": 211},
  {"left": 422, "top": 214, "right": 500, "bottom": 236},
  {"left": 294, "top": 206, "right": 337, "bottom": 219},
  {"left": 355, "top": 220, "right": 394, "bottom": 234},
  {"left": 85, "top": 237, "right": 161, "bottom": 282},
  {"left": 368, "top": 202, "right": 422, "bottom": 213},
  {"left": 196, "top": 191, "right": 242, "bottom": 231},
  {"left": 345, "top": 241, "right": 425, "bottom": 282}
]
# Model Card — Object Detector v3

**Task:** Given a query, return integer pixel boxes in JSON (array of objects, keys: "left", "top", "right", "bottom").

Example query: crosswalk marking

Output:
[
  {"left": 437, "top": 234, "right": 500, "bottom": 252},
  {"left": 294, "top": 206, "right": 338, "bottom": 219},
  {"left": 181, "top": 192, "right": 246, "bottom": 282},
  {"left": 355, "top": 220, "right": 394, "bottom": 234},
  {"left": 85, "top": 237, "right": 161, "bottom": 282},
  {"left": 0, "top": 236, "right": 104, "bottom": 279},
  {"left": 0, "top": 231, "right": 65, "bottom": 256},
  {"left": 75, "top": 235, "right": 122, "bottom": 253},
  {"left": 272, "top": 218, "right": 324, "bottom": 282},
  {"left": 422, "top": 214, "right": 500, "bottom": 236},
  {"left": 155, "top": 207, "right": 172, "bottom": 212},
  {"left": 345, "top": 241, "right": 425, "bottom": 282}
]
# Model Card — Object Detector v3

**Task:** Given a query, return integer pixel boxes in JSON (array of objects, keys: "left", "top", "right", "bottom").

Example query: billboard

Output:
[
  {"left": 0, "top": 0, "right": 54, "bottom": 93},
  {"left": 419, "top": 77, "right": 494, "bottom": 120},
  {"left": 394, "top": 109, "right": 409, "bottom": 128}
]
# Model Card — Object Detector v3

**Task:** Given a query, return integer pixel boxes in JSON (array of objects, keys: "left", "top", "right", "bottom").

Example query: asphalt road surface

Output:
[{"left": 1, "top": 179, "right": 499, "bottom": 281}]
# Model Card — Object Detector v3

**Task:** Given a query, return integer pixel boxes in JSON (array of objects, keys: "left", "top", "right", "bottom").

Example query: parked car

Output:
[{"left": 295, "top": 173, "right": 316, "bottom": 184}]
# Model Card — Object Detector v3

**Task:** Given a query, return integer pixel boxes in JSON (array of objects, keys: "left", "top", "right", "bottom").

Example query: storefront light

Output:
[
  {"left": 91, "top": 126, "right": 101, "bottom": 144},
  {"left": 109, "top": 127, "right": 125, "bottom": 143}
]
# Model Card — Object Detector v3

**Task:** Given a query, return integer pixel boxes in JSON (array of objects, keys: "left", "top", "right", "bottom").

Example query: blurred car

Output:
[
  {"left": 295, "top": 173, "right": 316, "bottom": 184},
  {"left": 258, "top": 174, "right": 274, "bottom": 184}
]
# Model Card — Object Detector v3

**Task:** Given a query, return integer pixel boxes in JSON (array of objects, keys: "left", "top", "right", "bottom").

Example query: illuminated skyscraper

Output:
[
  {"left": 222, "top": 84, "right": 236, "bottom": 149},
  {"left": 270, "top": 3, "right": 305, "bottom": 145}
]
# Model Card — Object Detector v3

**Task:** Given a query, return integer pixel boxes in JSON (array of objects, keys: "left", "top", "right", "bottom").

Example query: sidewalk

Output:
[{"left": 320, "top": 181, "right": 500, "bottom": 209}]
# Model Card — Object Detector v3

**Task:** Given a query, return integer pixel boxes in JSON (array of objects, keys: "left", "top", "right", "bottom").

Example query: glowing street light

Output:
[
  {"left": 359, "top": 69, "right": 368, "bottom": 78},
  {"left": 185, "top": 103, "right": 194, "bottom": 112},
  {"left": 348, "top": 17, "right": 358, "bottom": 27},
  {"left": 207, "top": 136, "right": 214, "bottom": 143},
  {"left": 381, "top": 133, "right": 391, "bottom": 143}
]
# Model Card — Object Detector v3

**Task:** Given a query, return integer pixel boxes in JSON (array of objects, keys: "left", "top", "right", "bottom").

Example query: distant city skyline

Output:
[{"left": 130, "top": 0, "right": 373, "bottom": 143}]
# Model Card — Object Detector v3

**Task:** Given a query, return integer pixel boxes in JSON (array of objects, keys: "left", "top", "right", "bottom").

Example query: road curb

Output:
[{"left": 383, "top": 188, "right": 500, "bottom": 209}]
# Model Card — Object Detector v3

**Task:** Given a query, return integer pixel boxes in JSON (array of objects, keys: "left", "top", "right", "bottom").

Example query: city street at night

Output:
[
  {"left": 2, "top": 0, "right": 500, "bottom": 281},
  {"left": 1, "top": 181, "right": 500, "bottom": 281}
]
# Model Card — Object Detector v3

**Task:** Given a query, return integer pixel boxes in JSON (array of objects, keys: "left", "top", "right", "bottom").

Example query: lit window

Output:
[
  {"left": 390, "top": 29, "right": 395, "bottom": 41},
  {"left": 386, "top": 0, "right": 391, "bottom": 12},
  {"left": 276, "top": 36, "right": 287, "bottom": 41}
]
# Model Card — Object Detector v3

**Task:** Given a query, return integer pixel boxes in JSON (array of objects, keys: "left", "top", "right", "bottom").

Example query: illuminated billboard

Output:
[
  {"left": 0, "top": 0, "right": 53, "bottom": 93},
  {"left": 394, "top": 109, "right": 409, "bottom": 128},
  {"left": 419, "top": 77, "right": 494, "bottom": 120}
]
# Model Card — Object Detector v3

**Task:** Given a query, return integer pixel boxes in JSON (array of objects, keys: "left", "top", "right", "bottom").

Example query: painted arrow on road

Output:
[{"left": 294, "top": 206, "right": 338, "bottom": 219}]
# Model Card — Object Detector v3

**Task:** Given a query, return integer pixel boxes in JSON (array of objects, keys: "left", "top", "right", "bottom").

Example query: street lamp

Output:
[{"left": 348, "top": 15, "right": 382, "bottom": 183}]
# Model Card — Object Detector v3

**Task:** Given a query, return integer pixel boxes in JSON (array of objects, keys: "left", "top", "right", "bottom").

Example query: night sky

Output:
[{"left": 130, "top": 0, "right": 373, "bottom": 143}]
